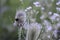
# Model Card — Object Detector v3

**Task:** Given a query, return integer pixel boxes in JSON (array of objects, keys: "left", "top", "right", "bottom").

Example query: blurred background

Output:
[
  {"left": 0, "top": 0, "right": 19, "bottom": 40},
  {"left": 0, "top": 0, "right": 60, "bottom": 40}
]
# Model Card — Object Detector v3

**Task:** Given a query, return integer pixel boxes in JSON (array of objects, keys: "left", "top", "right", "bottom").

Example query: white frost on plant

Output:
[
  {"left": 40, "top": 15, "right": 45, "bottom": 20},
  {"left": 26, "top": 22, "right": 42, "bottom": 40},
  {"left": 30, "top": 22, "right": 42, "bottom": 30},
  {"left": 47, "top": 35, "right": 50, "bottom": 38},
  {"left": 13, "top": 10, "right": 26, "bottom": 27},
  {"left": 41, "top": 7, "right": 45, "bottom": 10},
  {"left": 26, "top": 6, "right": 32, "bottom": 10},
  {"left": 43, "top": 20, "right": 52, "bottom": 32},
  {"left": 54, "top": 13, "right": 59, "bottom": 16},
  {"left": 33, "top": 1, "right": 41, "bottom": 7},
  {"left": 25, "top": 6, "right": 32, "bottom": 12},
  {"left": 56, "top": 7, "right": 60, "bottom": 11},
  {"left": 48, "top": 11, "right": 52, "bottom": 16},
  {"left": 56, "top": 1, "right": 60, "bottom": 5},
  {"left": 46, "top": 26, "right": 52, "bottom": 31},
  {"left": 23, "top": 22, "right": 29, "bottom": 30},
  {"left": 49, "top": 13, "right": 59, "bottom": 22}
]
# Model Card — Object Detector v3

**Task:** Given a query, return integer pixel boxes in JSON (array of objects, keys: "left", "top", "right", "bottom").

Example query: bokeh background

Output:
[{"left": 0, "top": 0, "right": 19, "bottom": 40}]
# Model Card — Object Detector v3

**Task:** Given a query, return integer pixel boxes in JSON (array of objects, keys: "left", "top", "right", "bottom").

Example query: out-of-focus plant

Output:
[
  {"left": 0, "top": 0, "right": 60, "bottom": 40},
  {"left": 16, "top": 0, "right": 60, "bottom": 40}
]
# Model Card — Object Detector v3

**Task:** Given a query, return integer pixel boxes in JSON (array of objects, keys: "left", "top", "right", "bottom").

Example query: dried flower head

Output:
[{"left": 13, "top": 10, "right": 26, "bottom": 27}]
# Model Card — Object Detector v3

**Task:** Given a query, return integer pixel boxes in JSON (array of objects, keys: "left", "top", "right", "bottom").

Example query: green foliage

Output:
[
  {"left": 36, "top": 8, "right": 42, "bottom": 23},
  {"left": 51, "top": 0, "right": 57, "bottom": 13}
]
